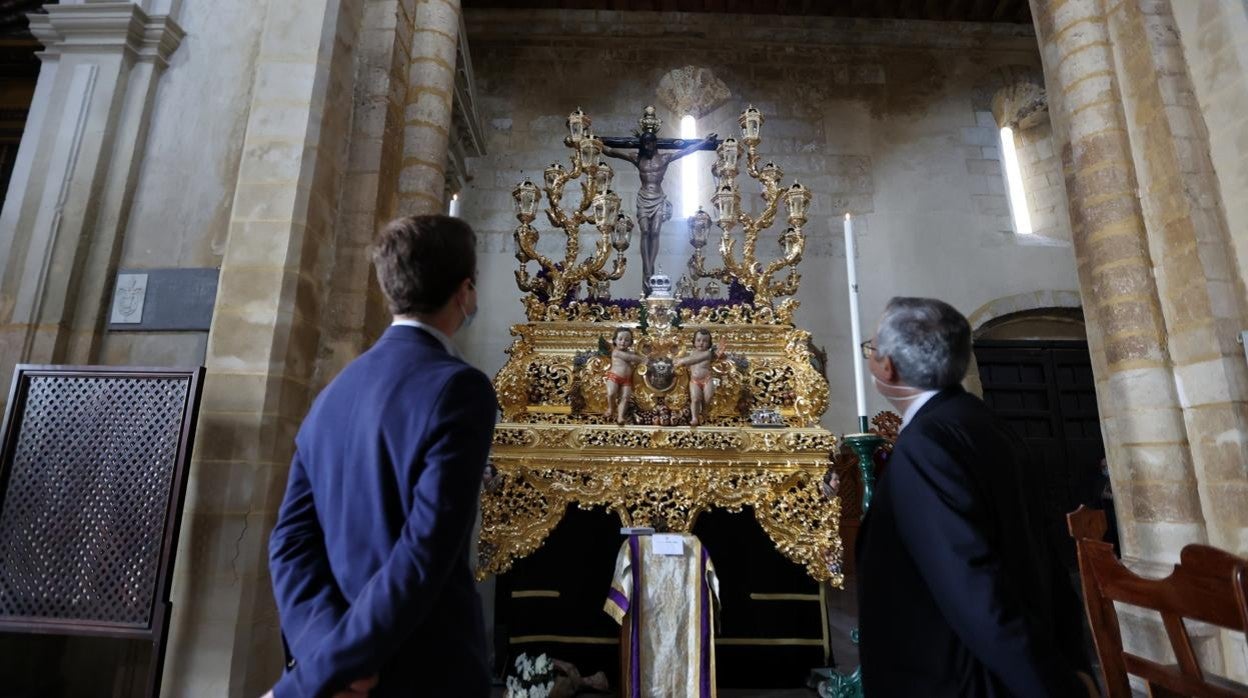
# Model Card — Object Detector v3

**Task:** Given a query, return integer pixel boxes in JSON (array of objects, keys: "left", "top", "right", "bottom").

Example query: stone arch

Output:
[
  {"left": 963, "top": 290, "right": 1084, "bottom": 396},
  {"left": 969, "top": 64, "right": 1050, "bottom": 133},
  {"left": 967, "top": 290, "right": 1083, "bottom": 334}
]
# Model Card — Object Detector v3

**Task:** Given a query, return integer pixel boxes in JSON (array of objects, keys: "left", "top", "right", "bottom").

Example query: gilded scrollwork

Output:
[
  {"left": 477, "top": 458, "right": 843, "bottom": 587},
  {"left": 663, "top": 428, "right": 743, "bottom": 451},
  {"left": 493, "top": 427, "right": 537, "bottom": 448}
]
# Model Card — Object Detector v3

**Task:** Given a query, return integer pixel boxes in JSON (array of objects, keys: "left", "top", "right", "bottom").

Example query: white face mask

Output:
[
  {"left": 459, "top": 300, "right": 477, "bottom": 330},
  {"left": 458, "top": 281, "right": 478, "bottom": 331},
  {"left": 871, "top": 373, "right": 922, "bottom": 401}
]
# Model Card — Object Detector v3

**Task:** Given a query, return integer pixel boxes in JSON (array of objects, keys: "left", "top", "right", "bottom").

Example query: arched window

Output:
[{"left": 999, "top": 127, "right": 1032, "bottom": 235}]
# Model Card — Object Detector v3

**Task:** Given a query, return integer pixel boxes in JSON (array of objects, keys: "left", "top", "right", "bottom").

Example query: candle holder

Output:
[
  {"left": 818, "top": 426, "right": 886, "bottom": 698},
  {"left": 513, "top": 109, "right": 630, "bottom": 302},
  {"left": 686, "top": 104, "right": 806, "bottom": 315},
  {"left": 843, "top": 430, "right": 885, "bottom": 513}
]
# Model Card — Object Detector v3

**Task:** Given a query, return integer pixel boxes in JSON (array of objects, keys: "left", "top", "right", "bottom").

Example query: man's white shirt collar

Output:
[
  {"left": 391, "top": 319, "right": 459, "bottom": 358},
  {"left": 900, "top": 390, "right": 941, "bottom": 431}
]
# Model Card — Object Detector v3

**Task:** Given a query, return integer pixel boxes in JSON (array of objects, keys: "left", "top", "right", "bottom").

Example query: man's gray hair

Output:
[{"left": 876, "top": 297, "right": 972, "bottom": 390}]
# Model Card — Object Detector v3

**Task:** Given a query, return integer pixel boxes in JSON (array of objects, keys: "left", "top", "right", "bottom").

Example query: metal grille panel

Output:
[{"left": 0, "top": 374, "right": 190, "bottom": 626}]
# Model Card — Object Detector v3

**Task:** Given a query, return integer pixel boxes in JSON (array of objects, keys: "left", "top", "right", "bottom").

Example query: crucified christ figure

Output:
[{"left": 601, "top": 130, "right": 718, "bottom": 296}]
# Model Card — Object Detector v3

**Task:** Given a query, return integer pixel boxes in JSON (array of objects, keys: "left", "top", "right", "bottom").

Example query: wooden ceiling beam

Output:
[{"left": 992, "top": 0, "right": 1015, "bottom": 21}]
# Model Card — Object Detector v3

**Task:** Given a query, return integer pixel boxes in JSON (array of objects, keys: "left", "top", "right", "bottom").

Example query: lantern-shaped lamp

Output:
[
  {"left": 593, "top": 160, "right": 614, "bottom": 193},
  {"left": 759, "top": 161, "right": 784, "bottom": 186},
  {"left": 784, "top": 181, "right": 812, "bottom": 225},
  {"left": 543, "top": 162, "right": 565, "bottom": 189},
  {"left": 594, "top": 278, "right": 612, "bottom": 301},
  {"left": 706, "top": 278, "right": 721, "bottom": 299},
  {"left": 717, "top": 137, "right": 740, "bottom": 172},
  {"left": 566, "top": 107, "right": 590, "bottom": 144},
  {"left": 578, "top": 134, "right": 602, "bottom": 168},
  {"left": 739, "top": 105, "right": 764, "bottom": 144},
  {"left": 688, "top": 206, "right": 712, "bottom": 249},
  {"left": 592, "top": 189, "right": 622, "bottom": 228},
  {"left": 712, "top": 184, "right": 740, "bottom": 229},
  {"left": 612, "top": 213, "right": 634, "bottom": 251},
  {"left": 513, "top": 178, "right": 541, "bottom": 221},
  {"left": 781, "top": 227, "right": 800, "bottom": 256},
  {"left": 676, "top": 275, "right": 694, "bottom": 299}
]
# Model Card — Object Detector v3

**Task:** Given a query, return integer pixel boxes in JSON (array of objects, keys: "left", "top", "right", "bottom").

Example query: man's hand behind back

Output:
[{"left": 261, "top": 675, "right": 378, "bottom": 698}]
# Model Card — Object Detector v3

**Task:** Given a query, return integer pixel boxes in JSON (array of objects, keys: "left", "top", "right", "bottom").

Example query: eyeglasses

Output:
[{"left": 860, "top": 340, "right": 876, "bottom": 360}]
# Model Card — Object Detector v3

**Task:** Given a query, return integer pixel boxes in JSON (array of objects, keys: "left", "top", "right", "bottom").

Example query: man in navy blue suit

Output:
[
  {"left": 856, "top": 297, "right": 1095, "bottom": 698},
  {"left": 267, "top": 215, "right": 497, "bottom": 697}
]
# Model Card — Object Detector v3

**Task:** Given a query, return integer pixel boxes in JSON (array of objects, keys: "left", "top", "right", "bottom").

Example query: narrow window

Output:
[
  {"left": 680, "top": 115, "right": 699, "bottom": 217},
  {"left": 449, "top": 192, "right": 461, "bottom": 217},
  {"left": 999, "top": 127, "right": 1032, "bottom": 235}
]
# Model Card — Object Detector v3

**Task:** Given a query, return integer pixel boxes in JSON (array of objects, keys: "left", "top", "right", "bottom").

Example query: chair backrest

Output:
[{"left": 1068, "top": 505, "right": 1248, "bottom": 698}]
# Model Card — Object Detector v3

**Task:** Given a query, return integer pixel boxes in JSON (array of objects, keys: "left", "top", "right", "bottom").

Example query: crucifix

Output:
[{"left": 599, "top": 106, "right": 718, "bottom": 296}]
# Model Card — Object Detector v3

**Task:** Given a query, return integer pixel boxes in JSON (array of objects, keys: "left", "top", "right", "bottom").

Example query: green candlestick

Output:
[
  {"left": 819, "top": 427, "right": 887, "bottom": 698},
  {"left": 843, "top": 431, "right": 885, "bottom": 515}
]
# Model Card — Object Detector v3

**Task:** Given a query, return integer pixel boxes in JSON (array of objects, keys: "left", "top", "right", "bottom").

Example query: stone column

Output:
[
  {"left": 1103, "top": 0, "right": 1248, "bottom": 680},
  {"left": 1029, "top": 0, "right": 1207, "bottom": 563},
  {"left": 161, "top": 1, "right": 366, "bottom": 695},
  {"left": 0, "top": 2, "right": 183, "bottom": 403},
  {"left": 314, "top": 0, "right": 413, "bottom": 389},
  {"left": 397, "top": 0, "right": 460, "bottom": 215}
]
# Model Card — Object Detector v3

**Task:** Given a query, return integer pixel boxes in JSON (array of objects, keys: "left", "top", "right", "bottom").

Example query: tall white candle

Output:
[{"left": 844, "top": 213, "right": 868, "bottom": 424}]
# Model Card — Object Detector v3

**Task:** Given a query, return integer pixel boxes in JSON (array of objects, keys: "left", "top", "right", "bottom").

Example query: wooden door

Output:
[{"left": 974, "top": 341, "right": 1105, "bottom": 566}]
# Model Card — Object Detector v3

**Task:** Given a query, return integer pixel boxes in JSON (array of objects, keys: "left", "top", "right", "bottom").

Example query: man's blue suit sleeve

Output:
[
  {"left": 274, "top": 367, "right": 497, "bottom": 698},
  {"left": 269, "top": 450, "right": 350, "bottom": 663},
  {"left": 888, "top": 427, "right": 1079, "bottom": 698}
]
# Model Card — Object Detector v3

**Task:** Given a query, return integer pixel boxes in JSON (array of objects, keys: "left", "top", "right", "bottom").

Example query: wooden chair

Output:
[{"left": 1067, "top": 505, "right": 1248, "bottom": 698}]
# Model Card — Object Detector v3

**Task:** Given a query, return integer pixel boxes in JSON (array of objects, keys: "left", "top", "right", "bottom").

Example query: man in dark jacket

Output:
[
  {"left": 856, "top": 297, "right": 1094, "bottom": 698},
  {"left": 267, "top": 215, "right": 496, "bottom": 697}
]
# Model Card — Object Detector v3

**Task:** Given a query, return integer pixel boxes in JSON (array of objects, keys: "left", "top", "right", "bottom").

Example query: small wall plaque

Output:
[
  {"left": 109, "top": 273, "right": 148, "bottom": 324},
  {"left": 107, "top": 268, "right": 219, "bottom": 331}
]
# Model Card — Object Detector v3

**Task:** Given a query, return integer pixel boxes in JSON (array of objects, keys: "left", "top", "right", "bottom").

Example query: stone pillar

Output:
[
  {"left": 1029, "top": 0, "right": 1207, "bottom": 564},
  {"left": 1170, "top": 2, "right": 1248, "bottom": 317},
  {"left": 0, "top": 2, "right": 183, "bottom": 403},
  {"left": 1103, "top": 0, "right": 1248, "bottom": 680},
  {"left": 161, "top": 1, "right": 366, "bottom": 695},
  {"left": 397, "top": 0, "right": 460, "bottom": 215},
  {"left": 314, "top": 0, "right": 413, "bottom": 388}
]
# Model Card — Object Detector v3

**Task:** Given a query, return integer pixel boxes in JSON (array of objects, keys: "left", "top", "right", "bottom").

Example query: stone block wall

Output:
[
  {"left": 457, "top": 8, "right": 1082, "bottom": 430},
  {"left": 1172, "top": 2, "right": 1248, "bottom": 318}
]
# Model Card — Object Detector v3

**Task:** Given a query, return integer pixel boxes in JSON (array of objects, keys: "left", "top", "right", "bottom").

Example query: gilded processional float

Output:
[{"left": 476, "top": 104, "right": 847, "bottom": 589}]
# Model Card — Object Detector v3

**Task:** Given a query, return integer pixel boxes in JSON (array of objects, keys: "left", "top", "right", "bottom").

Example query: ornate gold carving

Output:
[
  {"left": 493, "top": 427, "right": 537, "bottom": 448},
  {"left": 478, "top": 454, "right": 843, "bottom": 587},
  {"left": 488, "top": 108, "right": 842, "bottom": 587}
]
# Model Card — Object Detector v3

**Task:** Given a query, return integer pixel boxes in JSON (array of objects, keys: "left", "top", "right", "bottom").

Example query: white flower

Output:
[{"left": 534, "top": 653, "right": 551, "bottom": 675}]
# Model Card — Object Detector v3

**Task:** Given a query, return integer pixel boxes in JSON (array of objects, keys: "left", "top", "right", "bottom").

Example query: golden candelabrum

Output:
[
  {"left": 512, "top": 107, "right": 634, "bottom": 306},
  {"left": 687, "top": 105, "right": 810, "bottom": 316}
]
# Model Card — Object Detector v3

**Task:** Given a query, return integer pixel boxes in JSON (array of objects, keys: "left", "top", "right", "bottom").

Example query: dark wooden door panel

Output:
[{"left": 975, "top": 341, "right": 1106, "bottom": 566}]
